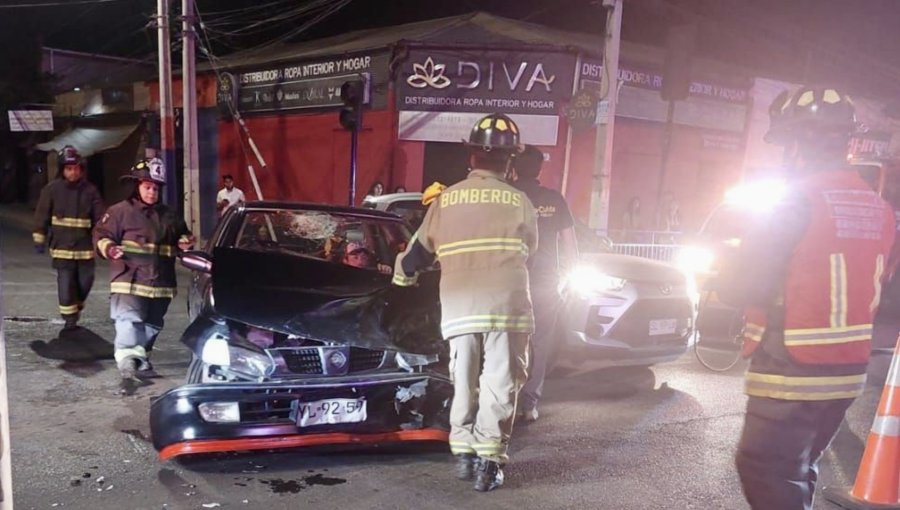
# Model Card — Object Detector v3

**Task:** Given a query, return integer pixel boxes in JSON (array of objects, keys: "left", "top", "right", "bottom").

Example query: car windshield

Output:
[
  {"left": 233, "top": 209, "right": 411, "bottom": 270},
  {"left": 387, "top": 201, "right": 427, "bottom": 230}
]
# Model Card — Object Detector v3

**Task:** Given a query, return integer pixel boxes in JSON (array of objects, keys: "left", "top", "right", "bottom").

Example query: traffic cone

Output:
[{"left": 825, "top": 335, "right": 900, "bottom": 509}]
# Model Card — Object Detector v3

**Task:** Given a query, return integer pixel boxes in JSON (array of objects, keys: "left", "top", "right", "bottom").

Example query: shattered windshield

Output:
[{"left": 234, "top": 209, "right": 411, "bottom": 271}]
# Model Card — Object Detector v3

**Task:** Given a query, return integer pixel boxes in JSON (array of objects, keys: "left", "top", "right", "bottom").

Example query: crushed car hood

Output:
[
  {"left": 580, "top": 252, "right": 685, "bottom": 284},
  {"left": 211, "top": 248, "right": 443, "bottom": 355}
]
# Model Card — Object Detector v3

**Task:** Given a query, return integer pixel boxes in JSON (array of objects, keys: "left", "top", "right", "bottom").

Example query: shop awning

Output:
[{"left": 35, "top": 123, "right": 139, "bottom": 157}]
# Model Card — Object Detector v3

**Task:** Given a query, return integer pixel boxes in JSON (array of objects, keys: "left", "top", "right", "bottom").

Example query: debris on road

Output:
[{"left": 202, "top": 504, "right": 221, "bottom": 508}]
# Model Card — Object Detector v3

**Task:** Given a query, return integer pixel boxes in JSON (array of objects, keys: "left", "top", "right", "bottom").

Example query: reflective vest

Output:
[{"left": 742, "top": 171, "right": 896, "bottom": 366}]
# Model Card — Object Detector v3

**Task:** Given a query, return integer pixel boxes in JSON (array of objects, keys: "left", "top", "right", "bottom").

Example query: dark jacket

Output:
[
  {"left": 93, "top": 198, "right": 191, "bottom": 299},
  {"left": 33, "top": 178, "right": 105, "bottom": 261}
]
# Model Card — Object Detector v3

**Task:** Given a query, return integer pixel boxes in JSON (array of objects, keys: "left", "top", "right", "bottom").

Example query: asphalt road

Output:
[{"left": 0, "top": 206, "right": 890, "bottom": 510}]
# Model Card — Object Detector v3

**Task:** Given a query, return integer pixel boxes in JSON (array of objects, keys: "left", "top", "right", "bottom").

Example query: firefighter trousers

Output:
[
  {"left": 110, "top": 293, "right": 171, "bottom": 363},
  {"left": 520, "top": 283, "right": 562, "bottom": 412},
  {"left": 735, "top": 396, "right": 854, "bottom": 510},
  {"left": 52, "top": 259, "right": 95, "bottom": 319},
  {"left": 448, "top": 331, "right": 529, "bottom": 464}
]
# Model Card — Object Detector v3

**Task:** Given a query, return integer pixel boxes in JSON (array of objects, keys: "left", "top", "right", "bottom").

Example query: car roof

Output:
[
  {"left": 362, "top": 192, "right": 423, "bottom": 204},
  {"left": 240, "top": 200, "right": 405, "bottom": 221}
]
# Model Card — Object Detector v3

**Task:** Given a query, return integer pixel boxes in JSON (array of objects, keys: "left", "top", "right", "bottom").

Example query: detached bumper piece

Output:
[{"left": 151, "top": 373, "right": 452, "bottom": 461}]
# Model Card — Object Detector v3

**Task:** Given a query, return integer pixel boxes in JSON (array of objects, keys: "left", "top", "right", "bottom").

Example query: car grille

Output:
[{"left": 276, "top": 347, "right": 386, "bottom": 376}]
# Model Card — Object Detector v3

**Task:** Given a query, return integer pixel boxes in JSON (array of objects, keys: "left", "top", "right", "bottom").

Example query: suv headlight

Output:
[
  {"left": 201, "top": 334, "right": 274, "bottom": 379},
  {"left": 564, "top": 265, "right": 627, "bottom": 296}
]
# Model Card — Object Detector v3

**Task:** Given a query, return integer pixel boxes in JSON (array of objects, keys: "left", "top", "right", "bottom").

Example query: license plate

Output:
[
  {"left": 649, "top": 318, "right": 678, "bottom": 336},
  {"left": 295, "top": 398, "right": 367, "bottom": 427}
]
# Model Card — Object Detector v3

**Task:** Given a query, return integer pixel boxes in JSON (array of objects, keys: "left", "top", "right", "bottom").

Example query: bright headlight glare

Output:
[
  {"left": 723, "top": 178, "right": 787, "bottom": 213},
  {"left": 201, "top": 336, "right": 231, "bottom": 366},
  {"left": 565, "top": 265, "right": 627, "bottom": 295},
  {"left": 676, "top": 246, "right": 716, "bottom": 275},
  {"left": 198, "top": 402, "right": 240, "bottom": 423}
]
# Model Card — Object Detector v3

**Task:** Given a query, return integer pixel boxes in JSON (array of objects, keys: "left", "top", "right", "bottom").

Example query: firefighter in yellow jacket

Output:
[
  {"left": 93, "top": 159, "right": 194, "bottom": 380},
  {"left": 393, "top": 113, "right": 538, "bottom": 492},
  {"left": 717, "top": 87, "right": 895, "bottom": 510},
  {"left": 33, "top": 145, "right": 106, "bottom": 331}
]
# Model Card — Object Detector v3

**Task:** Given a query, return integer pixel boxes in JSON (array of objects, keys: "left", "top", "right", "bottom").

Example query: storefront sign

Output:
[
  {"left": 562, "top": 89, "right": 599, "bottom": 130},
  {"left": 397, "top": 50, "right": 576, "bottom": 116},
  {"left": 8, "top": 110, "right": 53, "bottom": 132},
  {"left": 221, "top": 53, "right": 389, "bottom": 114},
  {"left": 398, "top": 111, "right": 559, "bottom": 146}
]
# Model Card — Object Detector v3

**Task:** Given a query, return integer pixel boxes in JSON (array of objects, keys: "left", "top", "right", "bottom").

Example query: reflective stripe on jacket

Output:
[
  {"left": 93, "top": 198, "right": 191, "bottom": 298},
  {"left": 742, "top": 171, "right": 895, "bottom": 366},
  {"left": 33, "top": 178, "right": 105, "bottom": 260},
  {"left": 393, "top": 169, "right": 538, "bottom": 339}
]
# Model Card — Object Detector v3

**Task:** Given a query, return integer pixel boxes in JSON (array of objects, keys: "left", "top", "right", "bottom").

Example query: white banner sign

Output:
[
  {"left": 8, "top": 110, "right": 53, "bottom": 132},
  {"left": 398, "top": 111, "right": 559, "bottom": 146}
]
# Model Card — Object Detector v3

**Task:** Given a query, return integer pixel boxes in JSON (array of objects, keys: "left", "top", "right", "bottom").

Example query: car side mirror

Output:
[{"left": 181, "top": 250, "right": 212, "bottom": 273}]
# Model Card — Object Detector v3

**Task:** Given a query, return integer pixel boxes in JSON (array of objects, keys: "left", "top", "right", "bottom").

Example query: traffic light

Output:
[{"left": 339, "top": 80, "right": 364, "bottom": 131}]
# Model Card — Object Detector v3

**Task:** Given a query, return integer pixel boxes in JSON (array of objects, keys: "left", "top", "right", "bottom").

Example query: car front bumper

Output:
[
  {"left": 558, "top": 284, "right": 694, "bottom": 368},
  {"left": 150, "top": 372, "right": 452, "bottom": 460}
]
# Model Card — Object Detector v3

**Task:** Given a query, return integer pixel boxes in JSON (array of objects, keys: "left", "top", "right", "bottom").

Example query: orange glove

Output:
[{"left": 422, "top": 182, "right": 446, "bottom": 206}]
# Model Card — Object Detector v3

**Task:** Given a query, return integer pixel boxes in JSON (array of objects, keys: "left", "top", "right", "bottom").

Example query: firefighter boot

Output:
[
  {"left": 117, "top": 356, "right": 140, "bottom": 380},
  {"left": 62, "top": 313, "right": 79, "bottom": 332},
  {"left": 474, "top": 459, "right": 504, "bottom": 492},
  {"left": 134, "top": 357, "right": 159, "bottom": 380},
  {"left": 455, "top": 454, "right": 477, "bottom": 481}
]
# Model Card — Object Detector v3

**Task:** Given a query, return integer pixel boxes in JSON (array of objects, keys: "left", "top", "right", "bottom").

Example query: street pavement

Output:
[{"left": 0, "top": 203, "right": 890, "bottom": 510}]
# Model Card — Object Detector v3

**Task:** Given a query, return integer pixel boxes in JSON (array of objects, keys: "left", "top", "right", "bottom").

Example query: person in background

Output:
[
  {"left": 511, "top": 145, "right": 577, "bottom": 422},
  {"left": 33, "top": 145, "right": 106, "bottom": 331},
  {"left": 216, "top": 174, "right": 245, "bottom": 217},
  {"left": 621, "top": 196, "right": 643, "bottom": 242},
  {"left": 393, "top": 185, "right": 407, "bottom": 193},
  {"left": 94, "top": 159, "right": 194, "bottom": 381},
  {"left": 367, "top": 181, "right": 385, "bottom": 198}
]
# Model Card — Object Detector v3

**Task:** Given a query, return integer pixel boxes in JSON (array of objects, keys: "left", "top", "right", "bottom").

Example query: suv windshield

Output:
[{"left": 234, "top": 209, "right": 410, "bottom": 271}]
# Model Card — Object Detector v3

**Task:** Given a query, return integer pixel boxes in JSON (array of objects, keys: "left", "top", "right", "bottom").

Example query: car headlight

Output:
[
  {"left": 201, "top": 334, "right": 274, "bottom": 379},
  {"left": 675, "top": 246, "right": 716, "bottom": 275},
  {"left": 563, "top": 265, "right": 627, "bottom": 296},
  {"left": 395, "top": 352, "right": 439, "bottom": 371}
]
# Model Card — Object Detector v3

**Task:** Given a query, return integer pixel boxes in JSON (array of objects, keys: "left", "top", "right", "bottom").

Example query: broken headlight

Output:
[
  {"left": 201, "top": 335, "right": 274, "bottom": 379},
  {"left": 395, "top": 352, "right": 440, "bottom": 372}
]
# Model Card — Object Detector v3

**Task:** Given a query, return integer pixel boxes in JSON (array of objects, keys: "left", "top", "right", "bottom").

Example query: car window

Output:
[
  {"left": 233, "top": 210, "right": 410, "bottom": 271},
  {"left": 386, "top": 201, "right": 427, "bottom": 230}
]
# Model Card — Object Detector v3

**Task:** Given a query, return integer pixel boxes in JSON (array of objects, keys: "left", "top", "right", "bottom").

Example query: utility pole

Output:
[
  {"left": 589, "top": 0, "right": 623, "bottom": 232},
  {"left": 0, "top": 288, "right": 12, "bottom": 510},
  {"left": 181, "top": 0, "right": 200, "bottom": 236},
  {"left": 157, "top": 0, "right": 176, "bottom": 208}
]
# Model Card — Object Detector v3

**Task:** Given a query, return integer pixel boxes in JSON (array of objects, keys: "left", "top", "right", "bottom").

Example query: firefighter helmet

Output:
[
  {"left": 58, "top": 145, "right": 82, "bottom": 171},
  {"left": 120, "top": 158, "right": 166, "bottom": 185},
  {"left": 765, "top": 86, "right": 859, "bottom": 146},
  {"left": 464, "top": 113, "right": 521, "bottom": 152}
]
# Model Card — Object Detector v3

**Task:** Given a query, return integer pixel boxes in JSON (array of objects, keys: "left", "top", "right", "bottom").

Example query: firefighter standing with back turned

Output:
[
  {"left": 33, "top": 145, "right": 106, "bottom": 331},
  {"left": 716, "top": 86, "right": 895, "bottom": 510},
  {"left": 393, "top": 113, "right": 537, "bottom": 492},
  {"left": 93, "top": 159, "right": 194, "bottom": 381}
]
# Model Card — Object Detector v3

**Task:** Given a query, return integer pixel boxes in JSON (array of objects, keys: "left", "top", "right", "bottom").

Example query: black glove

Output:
[{"left": 34, "top": 244, "right": 45, "bottom": 254}]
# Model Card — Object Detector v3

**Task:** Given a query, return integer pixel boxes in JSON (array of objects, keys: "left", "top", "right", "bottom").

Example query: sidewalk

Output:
[{"left": 0, "top": 203, "right": 35, "bottom": 233}]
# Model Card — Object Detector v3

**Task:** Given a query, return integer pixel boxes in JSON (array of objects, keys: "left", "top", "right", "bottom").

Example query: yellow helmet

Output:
[{"left": 422, "top": 182, "right": 446, "bottom": 206}]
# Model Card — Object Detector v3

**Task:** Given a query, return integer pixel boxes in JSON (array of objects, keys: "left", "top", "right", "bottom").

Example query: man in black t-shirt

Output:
[{"left": 512, "top": 145, "right": 578, "bottom": 422}]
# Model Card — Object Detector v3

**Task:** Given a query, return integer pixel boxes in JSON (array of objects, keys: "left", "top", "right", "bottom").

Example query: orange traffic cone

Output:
[{"left": 825, "top": 335, "right": 900, "bottom": 509}]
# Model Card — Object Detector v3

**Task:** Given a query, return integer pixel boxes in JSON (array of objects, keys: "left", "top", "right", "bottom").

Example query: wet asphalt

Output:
[{"left": 0, "top": 208, "right": 888, "bottom": 510}]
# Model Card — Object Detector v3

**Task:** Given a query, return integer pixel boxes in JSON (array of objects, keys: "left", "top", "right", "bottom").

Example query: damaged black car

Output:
[{"left": 150, "top": 202, "right": 452, "bottom": 461}]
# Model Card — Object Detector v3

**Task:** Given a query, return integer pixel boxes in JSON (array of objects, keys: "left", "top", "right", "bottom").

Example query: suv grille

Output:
[{"left": 276, "top": 347, "right": 386, "bottom": 375}]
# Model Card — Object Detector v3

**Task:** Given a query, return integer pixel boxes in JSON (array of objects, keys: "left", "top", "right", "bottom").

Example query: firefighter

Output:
[
  {"left": 392, "top": 113, "right": 538, "bottom": 492},
  {"left": 33, "top": 145, "right": 106, "bottom": 331},
  {"left": 93, "top": 159, "right": 194, "bottom": 380},
  {"left": 512, "top": 145, "right": 578, "bottom": 422},
  {"left": 716, "top": 86, "right": 896, "bottom": 510}
]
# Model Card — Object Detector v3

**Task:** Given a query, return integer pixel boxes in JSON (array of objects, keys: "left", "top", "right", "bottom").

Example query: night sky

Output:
[{"left": 2, "top": 0, "right": 900, "bottom": 100}]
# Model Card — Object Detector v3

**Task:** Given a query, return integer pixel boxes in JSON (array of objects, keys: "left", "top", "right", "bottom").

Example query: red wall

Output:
[{"left": 218, "top": 109, "right": 397, "bottom": 205}]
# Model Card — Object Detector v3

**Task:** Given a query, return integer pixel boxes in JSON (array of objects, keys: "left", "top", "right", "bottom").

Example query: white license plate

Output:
[
  {"left": 295, "top": 398, "right": 367, "bottom": 427},
  {"left": 649, "top": 318, "right": 678, "bottom": 336}
]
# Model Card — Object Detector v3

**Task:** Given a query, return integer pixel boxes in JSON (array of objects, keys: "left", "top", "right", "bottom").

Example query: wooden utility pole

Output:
[
  {"left": 589, "top": 0, "right": 623, "bottom": 232},
  {"left": 157, "top": 0, "right": 176, "bottom": 207},
  {"left": 182, "top": 0, "right": 200, "bottom": 235}
]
